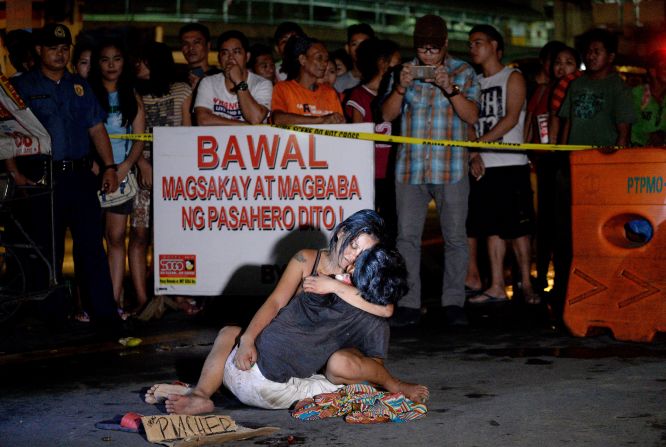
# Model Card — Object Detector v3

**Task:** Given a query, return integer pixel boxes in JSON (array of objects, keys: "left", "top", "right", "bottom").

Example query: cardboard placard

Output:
[{"left": 141, "top": 414, "right": 237, "bottom": 443}]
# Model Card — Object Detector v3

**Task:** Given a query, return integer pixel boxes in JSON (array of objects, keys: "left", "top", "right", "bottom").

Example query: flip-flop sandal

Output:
[
  {"left": 73, "top": 311, "right": 90, "bottom": 323},
  {"left": 465, "top": 286, "right": 483, "bottom": 298},
  {"left": 144, "top": 381, "right": 191, "bottom": 404},
  {"left": 468, "top": 292, "right": 509, "bottom": 305}
]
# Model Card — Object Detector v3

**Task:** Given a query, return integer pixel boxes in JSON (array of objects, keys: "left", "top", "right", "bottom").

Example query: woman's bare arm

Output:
[
  {"left": 234, "top": 249, "right": 315, "bottom": 369},
  {"left": 302, "top": 275, "right": 394, "bottom": 318}
]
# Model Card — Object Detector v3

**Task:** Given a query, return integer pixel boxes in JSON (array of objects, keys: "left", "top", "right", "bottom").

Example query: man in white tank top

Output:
[{"left": 465, "top": 25, "right": 540, "bottom": 306}]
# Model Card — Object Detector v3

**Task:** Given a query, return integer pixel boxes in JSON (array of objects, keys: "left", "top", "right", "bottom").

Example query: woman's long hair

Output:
[
  {"left": 88, "top": 39, "right": 138, "bottom": 127},
  {"left": 135, "top": 41, "right": 175, "bottom": 97}
]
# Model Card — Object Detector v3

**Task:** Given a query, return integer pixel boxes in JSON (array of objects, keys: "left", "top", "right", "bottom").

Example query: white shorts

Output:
[{"left": 222, "top": 346, "right": 342, "bottom": 409}]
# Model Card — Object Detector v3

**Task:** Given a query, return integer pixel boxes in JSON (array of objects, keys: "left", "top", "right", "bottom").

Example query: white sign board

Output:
[{"left": 153, "top": 124, "right": 374, "bottom": 296}]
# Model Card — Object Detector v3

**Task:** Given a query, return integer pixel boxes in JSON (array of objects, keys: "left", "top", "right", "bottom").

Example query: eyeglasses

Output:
[{"left": 417, "top": 47, "right": 442, "bottom": 55}]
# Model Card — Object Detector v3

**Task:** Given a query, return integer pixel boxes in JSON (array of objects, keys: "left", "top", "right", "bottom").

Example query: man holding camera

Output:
[{"left": 382, "top": 15, "right": 480, "bottom": 327}]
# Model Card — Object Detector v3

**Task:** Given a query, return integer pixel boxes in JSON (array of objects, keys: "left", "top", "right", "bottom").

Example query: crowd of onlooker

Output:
[{"left": 3, "top": 14, "right": 664, "bottom": 334}]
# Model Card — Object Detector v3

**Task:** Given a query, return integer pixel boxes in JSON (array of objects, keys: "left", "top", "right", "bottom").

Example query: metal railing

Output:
[{"left": 83, "top": 0, "right": 553, "bottom": 48}]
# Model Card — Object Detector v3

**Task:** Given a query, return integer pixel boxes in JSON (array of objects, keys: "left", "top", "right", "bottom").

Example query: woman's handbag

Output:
[{"left": 98, "top": 170, "right": 138, "bottom": 208}]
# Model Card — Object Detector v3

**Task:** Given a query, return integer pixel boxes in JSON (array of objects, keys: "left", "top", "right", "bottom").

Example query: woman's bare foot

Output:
[
  {"left": 144, "top": 383, "right": 190, "bottom": 404},
  {"left": 395, "top": 381, "right": 430, "bottom": 404},
  {"left": 165, "top": 393, "right": 215, "bottom": 415}
]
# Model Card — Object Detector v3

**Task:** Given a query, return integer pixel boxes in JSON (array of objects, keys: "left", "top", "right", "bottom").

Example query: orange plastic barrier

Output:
[{"left": 564, "top": 148, "right": 666, "bottom": 342}]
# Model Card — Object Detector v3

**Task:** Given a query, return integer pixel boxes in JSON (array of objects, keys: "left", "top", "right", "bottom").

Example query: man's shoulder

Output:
[
  {"left": 317, "top": 83, "right": 338, "bottom": 97},
  {"left": 248, "top": 72, "right": 273, "bottom": 90},
  {"left": 11, "top": 69, "right": 40, "bottom": 91},
  {"left": 607, "top": 72, "right": 630, "bottom": 89},
  {"left": 197, "top": 73, "right": 230, "bottom": 99},
  {"left": 200, "top": 72, "right": 226, "bottom": 88},
  {"left": 446, "top": 55, "right": 476, "bottom": 73}
]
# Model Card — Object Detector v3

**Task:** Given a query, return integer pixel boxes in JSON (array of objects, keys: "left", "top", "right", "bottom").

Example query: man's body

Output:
[
  {"left": 631, "top": 50, "right": 666, "bottom": 146},
  {"left": 559, "top": 28, "right": 634, "bottom": 148},
  {"left": 194, "top": 30, "right": 272, "bottom": 125},
  {"left": 333, "top": 23, "right": 374, "bottom": 93},
  {"left": 179, "top": 23, "right": 219, "bottom": 89},
  {"left": 464, "top": 25, "right": 539, "bottom": 305},
  {"left": 179, "top": 23, "right": 220, "bottom": 126},
  {"left": 381, "top": 14, "right": 479, "bottom": 327},
  {"left": 8, "top": 24, "right": 120, "bottom": 331},
  {"left": 162, "top": 246, "right": 428, "bottom": 414},
  {"left": 554, "top": 29, "right": 635, "bottom": 301}
]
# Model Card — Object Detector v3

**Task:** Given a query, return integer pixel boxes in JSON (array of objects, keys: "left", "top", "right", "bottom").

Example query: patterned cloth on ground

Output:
[{"left": 291, "top": 383, "right": 427, "bottom": 424}]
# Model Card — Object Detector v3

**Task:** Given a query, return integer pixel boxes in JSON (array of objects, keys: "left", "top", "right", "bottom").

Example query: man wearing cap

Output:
[
  {"left": 194, "top": 30, "right": 273, "bottom": 125},
  {"left": 8, "top": 23, "right": 122, "bottom": 333},
  {"left": 382, "top": 14, "right": 480, "bottom": 327}
]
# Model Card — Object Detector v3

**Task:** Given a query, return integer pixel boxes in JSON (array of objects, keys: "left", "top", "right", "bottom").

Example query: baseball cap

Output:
[
  {"left": 413, "top": 15, "right": 447, "bottom": 49},
  {"left": 37, "top": 23, "right": 72, "bottom": 46}
]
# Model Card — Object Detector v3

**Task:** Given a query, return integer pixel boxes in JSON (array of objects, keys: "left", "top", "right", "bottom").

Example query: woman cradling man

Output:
[{"left": 146, "top": 210, "right": 428, "bottom": 414}]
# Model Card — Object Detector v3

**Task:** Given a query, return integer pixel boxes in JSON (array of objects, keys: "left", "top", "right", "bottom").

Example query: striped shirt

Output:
[{"left": 396, "top": 55, "right": 480, "bottom": 184}]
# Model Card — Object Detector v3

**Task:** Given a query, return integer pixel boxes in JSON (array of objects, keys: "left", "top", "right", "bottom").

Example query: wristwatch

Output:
[
  {"left": 444, "top": 84, "right": 461, "bottom": 98},
  {"left": 103, "top": 163, "right": 118, "bottom": 172},
  {"left": 233, "top": 81, "right": 249, "bottom": 93}
]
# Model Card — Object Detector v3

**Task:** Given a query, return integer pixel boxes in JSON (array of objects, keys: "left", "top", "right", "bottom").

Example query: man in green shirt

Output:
[
  {"left": 631, "top": 50, "right": 666, "bottom": 146},
  {"left": 559, "top": 28, "right": 635, "bottom": 147}
]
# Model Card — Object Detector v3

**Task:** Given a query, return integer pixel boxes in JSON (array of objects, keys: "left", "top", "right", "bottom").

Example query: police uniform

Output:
[{"left": 11, "top": 25, "right": 120, "bottom": 329}]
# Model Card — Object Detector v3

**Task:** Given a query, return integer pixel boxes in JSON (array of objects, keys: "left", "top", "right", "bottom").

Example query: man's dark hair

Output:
[
  {"left": 581, "top": 28, "right": 618, "bottom": 55},
  {"left": 469, "top": 24, "right": 505, "bottom": 55},
  {"left": 282, "top": 35, "right": 321, "bottom": 80},
  {"left": 328, "top": 209, "right": 386, "bottom": 266},
  {"left": 353, "top": 245, "right": 409, "bottom": 305},
  {"left": 356, "top": 38, "right": 400, "bottom": 84},
  {"left": 217, "top": 30, "right": 249, "bottom": 52},
  {"left": 179, "top": 23, "right": 211, "bottom": 43},
  {"left": 248, "top": 43, "right": 274, "bottom": 70},
  {"left": 347, "top": 23, "right": 375, "bottom": 43},
  {"left": 273, "top": 21, "right": 305, "bottom": 43},
  {"left": 330, "top": 48, "right": 352, "bottom": 71},
  {"left": 5, "top": 29, "right": 36, "bottom": 73}
]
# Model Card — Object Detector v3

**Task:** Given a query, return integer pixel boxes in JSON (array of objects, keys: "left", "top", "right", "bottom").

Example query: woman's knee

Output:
[
  {"left": 129, "top": 227, "right": 149, "bottom": 247},
  {"left": 105, "top": 228, "right": 126, "bottom": 249}
]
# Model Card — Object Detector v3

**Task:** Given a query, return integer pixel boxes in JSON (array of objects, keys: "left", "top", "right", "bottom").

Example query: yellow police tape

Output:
[{"left": 110, "top": 124, "right": 598, "bottom": 151}]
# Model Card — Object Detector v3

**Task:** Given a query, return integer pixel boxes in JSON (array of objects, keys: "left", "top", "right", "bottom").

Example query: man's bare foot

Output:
[
  {"left": 395, "top": 381, "right": 430, "bottom": 404},
  {"left": 144, "top": 383, "right": 190, "bottom": 404},
  {"left": 165, "top": 393, "right": 215, "bottom": 415}
]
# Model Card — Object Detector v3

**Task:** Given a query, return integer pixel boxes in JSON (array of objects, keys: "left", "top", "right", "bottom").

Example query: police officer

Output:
[{"left": 8, "top": 23, "right": 121, "bottom": 333}]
